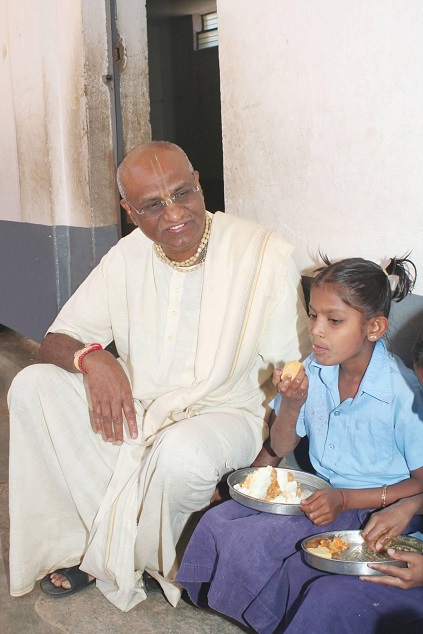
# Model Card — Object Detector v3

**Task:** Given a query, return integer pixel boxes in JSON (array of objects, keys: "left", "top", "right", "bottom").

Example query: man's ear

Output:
[
  {"left": 194, "top": 170, "right": 202, "bottom": 190},
  {"left": 120, "top": 200, "right": 136, "bottom": 224},
  {"left": 367, "top": 315, "right": 389, "bottom": 342},
  {"left": 194, "top": 171, "right": 206, "bottom": 200}
]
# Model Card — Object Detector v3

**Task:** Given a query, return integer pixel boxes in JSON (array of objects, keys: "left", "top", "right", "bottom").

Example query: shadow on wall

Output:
[{"left": 388, "top": 296, "right": 423, "bottom": 368}]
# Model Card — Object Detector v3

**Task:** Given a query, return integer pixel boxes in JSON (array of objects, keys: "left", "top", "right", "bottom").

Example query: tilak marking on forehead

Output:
[{"left": 145, "top": 152, "right": 172, "bottom": 198}]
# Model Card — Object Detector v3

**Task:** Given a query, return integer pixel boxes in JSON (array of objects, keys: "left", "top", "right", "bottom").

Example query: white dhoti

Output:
[{"left": 8, "top": 363, "right": 262, "bottom": 610}]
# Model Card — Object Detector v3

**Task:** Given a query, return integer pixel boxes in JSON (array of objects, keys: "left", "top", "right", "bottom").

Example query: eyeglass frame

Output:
[{"left": 125, "top": 185, "right": 201, "bottom": 217}]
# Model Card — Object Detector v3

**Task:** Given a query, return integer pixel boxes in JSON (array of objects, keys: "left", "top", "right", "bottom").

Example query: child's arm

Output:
[
  {"left": 342, "top": 467, "right": 423, "bottom": 511},
  {"left": 301, "top": 467, "right": 423, "bottom": 526},
  {"left": 361, "top": 494, "right": 423, "bottom": 550},
  {"left": 269, "top": 367, "right": 308, "bottom": 457},
  {"left": 361, "top": 550, "right": 423, "bottom": 589}
]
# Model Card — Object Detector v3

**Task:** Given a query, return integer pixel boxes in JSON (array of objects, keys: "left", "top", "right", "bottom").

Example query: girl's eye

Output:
[
  {"left": 308, "top": 313, "right": 317, "bottom": 320},
  {"left": 329, "top": 319, "right": 342, "bottom": 325}
]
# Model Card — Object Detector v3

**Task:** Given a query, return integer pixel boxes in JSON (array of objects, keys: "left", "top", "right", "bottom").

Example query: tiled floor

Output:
[{"left": 0, "top": 327, "right": 249, "bottom": 634}]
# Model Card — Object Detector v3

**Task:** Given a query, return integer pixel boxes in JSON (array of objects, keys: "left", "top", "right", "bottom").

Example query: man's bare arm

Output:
[
  {"left": 39, "top": 332, "right": 138, "bottom": 443},
  {"left": 39, "top": 332, "right": 85, "bottom": 370}
]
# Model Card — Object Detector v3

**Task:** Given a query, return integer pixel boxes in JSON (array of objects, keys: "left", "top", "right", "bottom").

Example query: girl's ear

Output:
[{"left": 366, "top": 316, "right": 389, "bottom": 342}]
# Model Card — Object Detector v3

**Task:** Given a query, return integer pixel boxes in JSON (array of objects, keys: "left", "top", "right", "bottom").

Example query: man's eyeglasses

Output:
[{"left": 127, "top": 186, "right": 200, "bottom": 217}]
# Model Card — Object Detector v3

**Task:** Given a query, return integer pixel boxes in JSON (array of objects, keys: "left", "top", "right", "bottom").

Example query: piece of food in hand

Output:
[{"left": 281, "top": 360, "right": 303, "bottom": 381}]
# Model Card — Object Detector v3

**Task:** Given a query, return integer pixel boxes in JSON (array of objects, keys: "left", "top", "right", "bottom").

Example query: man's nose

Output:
[{"left": 162, "top": 198, "right": 185, "bottom": 220}]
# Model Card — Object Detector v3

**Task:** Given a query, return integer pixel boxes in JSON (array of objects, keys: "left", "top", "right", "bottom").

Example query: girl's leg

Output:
[
  {"left": 282, "top": 574, "right": 423, "bottom": 634},
  {"left": 178, "top": 496, "right": 369, "bottom": 627}
]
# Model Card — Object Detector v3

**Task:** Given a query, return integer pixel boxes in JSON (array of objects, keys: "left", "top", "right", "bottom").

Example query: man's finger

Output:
[
  {"left": 111, "top": 415, "right": 124, "bottom": 445},
  {"left": 92, "top": 408, "right": 103, "bottom": 434},
  {"left": 124, "top": 402, "right": 138, "bottom": 439}
]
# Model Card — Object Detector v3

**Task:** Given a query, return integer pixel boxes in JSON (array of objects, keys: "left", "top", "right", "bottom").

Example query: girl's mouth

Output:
[{"left": 312, "top": 344, "right": 328, "bottom": 354}]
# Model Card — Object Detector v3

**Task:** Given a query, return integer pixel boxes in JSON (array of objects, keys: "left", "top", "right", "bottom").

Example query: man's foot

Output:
[
  {"left": 40, "top": 565, "right": 95, "bottom": 597},
  {"left": 142, "top": 571, "right": 163, "bottom": 595}
]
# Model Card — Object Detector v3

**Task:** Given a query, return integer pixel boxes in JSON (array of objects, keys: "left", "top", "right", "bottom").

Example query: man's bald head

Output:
[{"left": 117, "top": 141, "right": 195, "bottom": 201}]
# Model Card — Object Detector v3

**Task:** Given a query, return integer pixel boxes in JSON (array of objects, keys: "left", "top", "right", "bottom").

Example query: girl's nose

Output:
[{"left": 309, "top": 319, "right": 324, "bottom": 338}]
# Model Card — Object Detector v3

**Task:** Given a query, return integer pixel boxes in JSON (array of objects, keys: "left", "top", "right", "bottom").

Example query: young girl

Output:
[
  {"left": 270, "top": 334, "right": 423, "bottom": 634},
  {"left": 176, "top": 256, "right": 423, "bottom": 634}
]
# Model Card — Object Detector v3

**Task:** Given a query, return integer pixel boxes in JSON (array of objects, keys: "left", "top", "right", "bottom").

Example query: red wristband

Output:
[{"left": 73, "top": 343, "right": 103, "bottom": 374}]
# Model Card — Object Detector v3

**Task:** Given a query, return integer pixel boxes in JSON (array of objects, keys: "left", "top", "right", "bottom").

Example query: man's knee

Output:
[
  {"left": 152, "top": 424, "right": 219, "bottom": 491},
  {"left": 8, "top": 363, "right": 79, "bottom": 408},
  {"left": 8, "top": 364, "right": 48, "bottom": 403}
]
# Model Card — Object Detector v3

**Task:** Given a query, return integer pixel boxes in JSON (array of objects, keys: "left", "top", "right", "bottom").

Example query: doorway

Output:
[{"left": 146, "top": 0, "right": 224, "bottom": 215}]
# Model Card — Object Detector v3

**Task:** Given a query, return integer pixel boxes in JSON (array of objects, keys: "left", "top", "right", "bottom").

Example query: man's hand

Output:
[
  {"left": 300, "top": 488, "right": 345, "bottom": 525},
  {"left": 361, "top": 550, "right": 423, "bottom": 589},
  {"left": 39, "top": 333, "right": 138, "bottom": 443},
  {"left": 83, "top": 350, "right": 138, "bottom": 444}
]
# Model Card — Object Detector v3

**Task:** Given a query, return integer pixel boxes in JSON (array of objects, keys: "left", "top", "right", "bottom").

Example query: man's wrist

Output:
[{"left": 73, "top": 343, "right": 103, "bottom": 374}]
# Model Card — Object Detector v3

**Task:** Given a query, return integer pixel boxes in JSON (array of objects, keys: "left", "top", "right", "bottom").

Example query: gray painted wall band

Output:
[
  {"left": 0, "top": 220, "right": 119, "bottom": 342},
  {"left": 1, "top": 219, "right": 421, "bottom": 360}
]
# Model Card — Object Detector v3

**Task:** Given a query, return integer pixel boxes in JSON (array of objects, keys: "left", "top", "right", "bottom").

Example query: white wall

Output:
[
  {"left": 0, "top": 0, "right": 151, "bottom": 339},
  {"left": 218, "top": 0, "right": 423, "bottom": 293},
  {"left": 0, "top": 0, "right": 150, "bottom": 228},
  {"left": 1, "top": 0, "right": 103, "bottom": 226}
]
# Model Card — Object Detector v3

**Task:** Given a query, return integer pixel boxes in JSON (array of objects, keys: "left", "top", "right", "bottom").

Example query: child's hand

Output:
[
  {"left": 361, "top": 498, "right": 417, "bottom": 551},
  {"left": 360, "top": 549, "right": 423, "bottom": 589},
  {"left": 272, "top": 367, "right": 308, "bottom": 410},
  {"left": 300, "top": 488, "right": 345, "bottom": 525}
]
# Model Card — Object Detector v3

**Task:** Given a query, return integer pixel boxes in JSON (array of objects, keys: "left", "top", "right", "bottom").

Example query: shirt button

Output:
[
  {"left": 174, "top": 288, "right": 180, "bottom": 293},
  {"left": 172, "top": 310, "right": 177, "bottom": 316},
  {"left": 167, "top": 335, "right": 173, "bottom": 341},
  {"left": 328, "top": 444, "right": 334, "bottom": 449},
  {"left": 334, "top": 411, "right": 340, "bottom": 416}
]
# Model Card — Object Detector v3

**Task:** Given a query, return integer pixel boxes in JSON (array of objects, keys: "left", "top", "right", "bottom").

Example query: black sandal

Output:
[{"left": 40, "top": 565, "right": 95, "bottom": 597}]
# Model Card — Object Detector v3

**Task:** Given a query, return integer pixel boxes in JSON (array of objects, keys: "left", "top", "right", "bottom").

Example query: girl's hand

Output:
[
  {"left": 361, "top": 498, "right": 417, "bottom": 551},
  {"left": 361, "top": 549, "right": 423, "bottom": 589},
  {"left": 300, "top": 488, "right": 345, "bottom": 525},
  {"left": 272, "top": 367, "right": 308, "bottom": 411}
]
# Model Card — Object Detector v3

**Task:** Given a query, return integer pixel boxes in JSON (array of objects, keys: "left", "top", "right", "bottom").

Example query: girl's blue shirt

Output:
[{"left": 271, "top": 340, "right": 423, "bottom": 488}]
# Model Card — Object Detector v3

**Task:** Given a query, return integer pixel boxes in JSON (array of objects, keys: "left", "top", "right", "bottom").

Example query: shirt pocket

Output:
[{"left": 342, "top": 415, "right": 394, "bottom": 477}]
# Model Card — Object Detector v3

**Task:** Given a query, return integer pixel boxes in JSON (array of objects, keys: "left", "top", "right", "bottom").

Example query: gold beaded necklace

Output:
[{"left": 153, "top": 214, "right": 212, "bottom": 272}]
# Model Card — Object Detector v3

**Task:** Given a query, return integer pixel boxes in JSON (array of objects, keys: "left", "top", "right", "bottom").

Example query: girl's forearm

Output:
[
  {"left": 342, "top": 478, "right": 423, "bottom": 511},
  {"left": 270, "top": 409, "right": 301, "bottom": 457}
]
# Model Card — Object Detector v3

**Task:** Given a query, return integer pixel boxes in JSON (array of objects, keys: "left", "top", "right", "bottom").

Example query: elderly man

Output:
[{"left": 8, "top": 141, "right": 309, "bottom": 611}]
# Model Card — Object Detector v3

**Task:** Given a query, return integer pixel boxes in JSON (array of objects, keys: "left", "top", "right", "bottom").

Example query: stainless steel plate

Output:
[
  {"left": 301, "top": 530, "right": 423, "bottom": 576},
  {"left": 227, "top": 467, "right": 331, "bottom": 515}
]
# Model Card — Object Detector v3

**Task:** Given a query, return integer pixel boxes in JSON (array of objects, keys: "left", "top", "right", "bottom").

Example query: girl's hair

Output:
[
  {"left": 311, "top": 254, "right": 417, "bottom": 319},
  {"left": 413, "top": 332, "right": 423, "bottom": 369}
]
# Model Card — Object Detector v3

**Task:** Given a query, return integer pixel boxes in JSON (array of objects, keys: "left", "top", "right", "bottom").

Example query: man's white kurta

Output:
[{"left": 8, "top": 212, "right": 309, "bottom": 610}]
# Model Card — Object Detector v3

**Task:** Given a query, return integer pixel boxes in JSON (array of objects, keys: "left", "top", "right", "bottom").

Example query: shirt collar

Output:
[{"left": 309, "top": 339, "right": 391, "bottom": 404}]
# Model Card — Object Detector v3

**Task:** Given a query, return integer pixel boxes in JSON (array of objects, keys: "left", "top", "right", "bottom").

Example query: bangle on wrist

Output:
[
  {"left": 73, "top": 343, "right": 103, "bottom": 374},
  {"left": 381, "top": 484, "right": 387, "bottom": 508}
]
